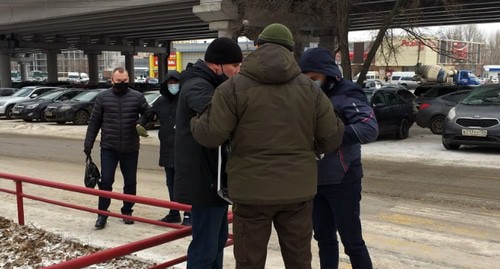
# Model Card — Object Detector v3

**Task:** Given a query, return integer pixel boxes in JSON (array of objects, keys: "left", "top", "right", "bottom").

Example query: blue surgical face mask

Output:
[{"left": 168, "top": 84, "right": 180, "bottom": 95}]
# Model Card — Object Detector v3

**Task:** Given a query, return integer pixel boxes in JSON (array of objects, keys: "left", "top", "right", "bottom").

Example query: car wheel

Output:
[
  {"left": 5, "top": 105, "right": 14, "bottom": 119},
  {"left": 397, "top": 118, "right": 410, "bottom": 139},
  {"left": 429, "top": 115, "right": 445, "bottom": 135},
  {"left": 442, "top": 140, "right": 460, "bottom": 150},
  {"left": 73, "top": 110, "right": 89, "bottom": 125},
  {"left": 40, "top": 111, "right": 47, "bottom": 122}
]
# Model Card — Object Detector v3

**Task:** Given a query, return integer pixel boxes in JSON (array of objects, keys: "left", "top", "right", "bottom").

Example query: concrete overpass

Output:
[{"left": 1, "top": 0, "right": 500, "bottom": 87}]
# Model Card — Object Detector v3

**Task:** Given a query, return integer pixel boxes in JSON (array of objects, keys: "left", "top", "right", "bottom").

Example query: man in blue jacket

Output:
[{"left": 299, "top": 48, "right": 378, "bottom": 269}]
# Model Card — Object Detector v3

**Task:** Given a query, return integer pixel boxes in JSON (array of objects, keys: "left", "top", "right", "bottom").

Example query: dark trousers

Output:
[
  {"left": 187, "top": 204, "right": 228, "bottom": 269},
  {"left": 233, "top": 201, "right": 313, "bottom": 269},
  {"left": 164, "top": 167, "right": 190, "bottom": 218},
  {"left": 98, "top": 149, "right": 138, "bottom": 214},
  {"left": 313, "top": 173, "right": 372, "bottom": 269}
]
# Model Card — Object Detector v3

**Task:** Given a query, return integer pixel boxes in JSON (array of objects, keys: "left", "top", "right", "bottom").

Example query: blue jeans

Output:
[
  {"left": 164, "top": 167, "right": 190, "bottom": 218},
  {"left": 312, "top": 168, "right": 372, "bottom": 269},
  {"left": 98, "top": 149, "right": 138, "bottom": 214},
  {"left": 187, "top": 204, "right": 228, "bottom": 269}
]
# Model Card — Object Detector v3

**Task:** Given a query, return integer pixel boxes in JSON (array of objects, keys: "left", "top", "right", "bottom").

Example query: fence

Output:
[{"left": 0, "top": 172, "right": 234, "bottom": 268}]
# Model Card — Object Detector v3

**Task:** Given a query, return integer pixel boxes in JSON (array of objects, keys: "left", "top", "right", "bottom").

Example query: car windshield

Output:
[
  {"left": 72, "top": 91, "right": 99, "bottom": 102},
  {"left": 38, "top": 90, "right": 62, "bottom": 100},
  {"left": 11, "top": 87, "right": 35, "bottom": 97},
  {"left": 461, "top": 86, "right": 500, "bottom": 105}
]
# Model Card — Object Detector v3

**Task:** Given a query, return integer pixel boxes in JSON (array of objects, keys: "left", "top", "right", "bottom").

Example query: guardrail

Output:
[{"left": 0, "top": 172, "right": 234, "bottom": 268}]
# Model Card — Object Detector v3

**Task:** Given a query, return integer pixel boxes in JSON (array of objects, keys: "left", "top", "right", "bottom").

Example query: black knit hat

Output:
[{"left": 204, "top": 37, "right": 243, "bottom": 64}]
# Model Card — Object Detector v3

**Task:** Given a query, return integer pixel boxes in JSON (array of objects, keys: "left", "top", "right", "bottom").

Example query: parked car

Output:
[
  {"left": 12, "top": 88, "right": 85, "bottom": 122},
  {"left": 391, "top": 75, "right": 421, "bottom": 90},
  {"left": 366, "top": 86, "right": 416, "bottom": 139},
  {"left": 44, "top": 89, "right": 105, "bottom": 125},
  {"left": 415, "top": 85, "right": 475, "bottom": 108},
  {"left": 0, "top": 86, "right": 62, "bottom": 119},
  {"left": 143, "top": 90, "right": 161, "bottom": 129},
  {"left": 416, "top": 90, "right": 473, "bottom": 134},
  {"left": 442, "top": 84, "right": 500, "bottom": 150},
  {"left": 0, "top": 88, "right": 19, "bottom": 97}
]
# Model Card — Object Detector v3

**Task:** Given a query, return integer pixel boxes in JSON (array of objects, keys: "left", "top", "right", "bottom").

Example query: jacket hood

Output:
[
  {"left": 179, "top": 59, "right": 223, "bottom": 88},
  {"left": 164, "top": 70, "right": 180, "bottom": 83},
  {"left": 239, "top": 43, "right": 302, "bottom": 84},
  {"left": 299, "top": 47, "right": 342, "bottom": 78}
]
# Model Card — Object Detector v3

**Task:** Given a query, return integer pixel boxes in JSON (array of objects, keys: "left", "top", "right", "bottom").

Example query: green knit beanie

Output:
[{"left": 257, "top": 23, "right": 294, "bottom": 51}]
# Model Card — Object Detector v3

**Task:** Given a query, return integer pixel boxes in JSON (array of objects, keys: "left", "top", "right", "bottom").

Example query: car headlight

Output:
[
  {"left": 447, "top": 107, "right": 456, "bottom": 120},
  {"left": 60, "top": 105, "right": 72, "bottom": 111},
  {"left": 27, "top": 104, "right": 39, "bottom": 109}
]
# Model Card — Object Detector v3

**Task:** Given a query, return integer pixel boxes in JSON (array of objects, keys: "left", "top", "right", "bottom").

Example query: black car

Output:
[
  {"left": 415, "top": 85, "right": 475, "bottom": 107},
  {"left": 0, "top": 88, "right": 19, "bottom": 97},
  {"left": 44, "top": 89, "right": 105, "bottom": 125},
  {"left": 366, "top": 86, "right": 416, "bottom": 139},
  {"left": 12, "top": 88, "right": 84, "bottom": 122},
  {"left": 416, "top": 90, "right": 473, "bottom": 134},
  {"left": 442, "top": 84, "right": 500, "bottom": 150}
]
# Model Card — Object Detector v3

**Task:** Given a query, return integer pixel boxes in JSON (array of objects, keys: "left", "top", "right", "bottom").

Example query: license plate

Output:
[
  {"left": 45, "top": 111, "right": 53, "bottom": 117},
  {"left": 462, "top": 129, "right": 487, "bottom": 137}
]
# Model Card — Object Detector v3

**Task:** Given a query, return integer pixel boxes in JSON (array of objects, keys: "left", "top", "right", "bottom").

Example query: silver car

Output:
[{"left": 442, "top": 84, "right": 500, "bottom": 150}]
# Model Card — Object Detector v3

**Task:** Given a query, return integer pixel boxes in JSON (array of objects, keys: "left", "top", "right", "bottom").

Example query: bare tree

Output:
[{"left": 483, "top": 31, "right": 500, "bottom": 65}]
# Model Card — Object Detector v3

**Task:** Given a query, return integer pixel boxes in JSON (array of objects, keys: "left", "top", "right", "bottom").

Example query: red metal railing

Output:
[{"left": 0, "top": 172, "right": 233, "bottom": 268}]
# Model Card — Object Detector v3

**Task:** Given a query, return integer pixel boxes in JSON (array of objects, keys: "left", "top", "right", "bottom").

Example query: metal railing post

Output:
[{"left": 15, "top": 181, "right": 25, "bottom": 225}]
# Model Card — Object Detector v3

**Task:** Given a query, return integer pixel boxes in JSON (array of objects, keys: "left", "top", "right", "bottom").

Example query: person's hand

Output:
[
  {"left": 136, "top": 124, "right": 149, "bottom": 137},
  {"left": 84, "top": 147, "right": 91, "bottom": 156}
]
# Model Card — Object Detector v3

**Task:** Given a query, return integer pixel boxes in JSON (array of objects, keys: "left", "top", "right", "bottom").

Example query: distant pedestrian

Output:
[
  {"left": 191, "top": 23, "right": 344, "bottom": 269},
  {"left": 84, "top": 67, "right": 149, "bottom": 229},
  {"left": 174, "top": 37, "right": 243, "bottom": 268},
  {"left": 299, "top": 47, "right": 378, "bottom": 269},
  {"left": 137, "top": 70, "right": 191, "bottom": 226}
]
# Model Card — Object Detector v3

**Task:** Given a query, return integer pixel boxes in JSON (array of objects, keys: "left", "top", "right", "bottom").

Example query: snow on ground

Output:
[
  {"left": 0, "top": 119, "right": 499, "bottom": 269},
  {"left": 1, "top": 119, "right": 499, "bottom": 169}
]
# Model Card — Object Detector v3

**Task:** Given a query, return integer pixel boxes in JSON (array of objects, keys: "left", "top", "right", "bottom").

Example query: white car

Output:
[{"left": 0, "top": 86, "right": 62, "bottom": 119}]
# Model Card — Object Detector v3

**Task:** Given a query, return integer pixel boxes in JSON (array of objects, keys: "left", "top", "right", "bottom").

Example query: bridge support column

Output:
[
  {"left": 193, "top": 0, "right": 240, "bottom": 38},
  {"left": 46, "top": 50, "right": 59, "bottom": 83},
  {"left": 157, "top": 53, "right": 167, "bottom": 83},
  {"left": 123, "top": 53, "right": 135, "bottom": 83},
  {"left": 85, "top": 51, "right": 101, "bottom": 85},
  {"left": 0, "top": 52, "right": 12, "bottom": 87},
  {"left": 20, "top": 61, "right": 29, "bottom": 81}
]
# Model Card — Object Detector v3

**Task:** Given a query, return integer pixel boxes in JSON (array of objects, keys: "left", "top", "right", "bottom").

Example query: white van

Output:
[
  {"left": 58, "top": 72, "right": 89, "bottom": 84},
  {"left": 353, "top": 71, "right": 380, "bottom": 81},
  {"left": 390, "top": 71, "right": 420, "bottom": 89}
]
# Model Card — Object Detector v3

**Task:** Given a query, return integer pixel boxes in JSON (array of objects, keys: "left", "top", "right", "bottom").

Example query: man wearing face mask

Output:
[
  {"left": 137, "top": 70, "right": 191, "bottom": 226},
  {"left": 84, "top": 67, "right": 150, "bottom": 229},
  {"left": 174, "top": 37, "right": 242, "bottom": 269},
  {"left": 299, "top": 48, "right": 378, "bottom": 269}
]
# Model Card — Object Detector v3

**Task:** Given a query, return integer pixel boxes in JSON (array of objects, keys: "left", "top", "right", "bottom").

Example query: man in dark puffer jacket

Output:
[
  {"left": 299, "top": 48, "right": 378, "bottom": 269},
  {"left": 84, "top": 67, "right": 149, "bottom": 229}
]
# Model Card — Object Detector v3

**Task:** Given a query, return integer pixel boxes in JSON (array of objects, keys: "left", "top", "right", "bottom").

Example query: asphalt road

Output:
[{"left": 1, "top": 133, "right": 499, "bottom": 268}]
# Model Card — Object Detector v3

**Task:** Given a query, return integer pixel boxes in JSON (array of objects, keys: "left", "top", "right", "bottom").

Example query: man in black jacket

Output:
[
  {"left": 84, "top": 67, "right": 149, "bottom": 229},
  {"left": 137, "top": 70, "right": 191, "bottom": 226},
  {"left": 174, "top": 37, "right": 242, "bottom": 269}
]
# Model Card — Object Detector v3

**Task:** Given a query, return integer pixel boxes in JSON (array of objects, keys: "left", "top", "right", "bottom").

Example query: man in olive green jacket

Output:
[{"left": 191, "top": 23, "right": 344, "bottom": 269}]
